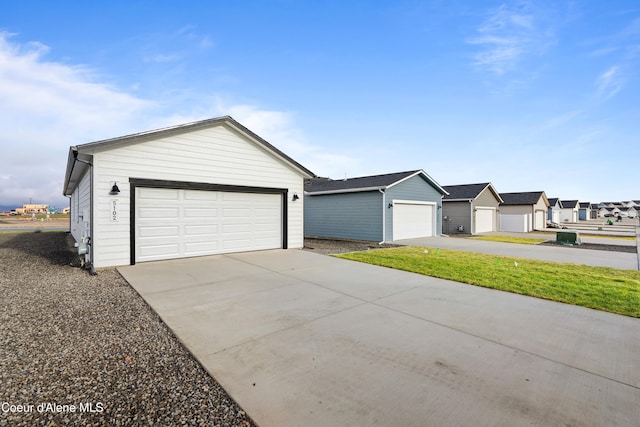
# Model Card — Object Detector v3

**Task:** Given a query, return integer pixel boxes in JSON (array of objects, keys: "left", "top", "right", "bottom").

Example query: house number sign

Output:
[{"left": 110, "top": 199, "right": 119, "bottom": 223}]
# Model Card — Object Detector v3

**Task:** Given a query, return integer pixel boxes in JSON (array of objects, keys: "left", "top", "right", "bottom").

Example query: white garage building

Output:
[{"left": 63, "top": 116, "right": 314, "bottom": 271}]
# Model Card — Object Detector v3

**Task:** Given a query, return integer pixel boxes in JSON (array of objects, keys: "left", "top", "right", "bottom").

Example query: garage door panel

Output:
[
  {"left": 185, "top": 190, "right": 218, "bottom": 201},
  {"left": 184, "top": 224, "right": 219, "bottom": 235},
  {"left": 138, "top": 243, "right": 180, "bottom": 259},
  {"left": 139, "top": 188, "right": 179, "bottom": 200},
  {"left": 185, "top": 208, "right": 218, "bottom": 218},
  {"left": 138, "top": 226, "right": 179, "bottom": 238},
  {"left": 475, "top": 208, "right": 495, "bottom": 234},
  {"left": 139, "top": 207, "right": 179, "bottom": 219},
  {"left": 184, "top": 241, "right": 220, "bottom": 255},
  {"left": 136, "top": 188, "right": 281, "bottom": 262},
  {"left": 393, "top": 202, "right": 435, "bottom": 240}
]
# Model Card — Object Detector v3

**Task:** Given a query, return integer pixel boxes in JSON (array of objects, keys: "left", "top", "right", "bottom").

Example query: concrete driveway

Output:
[
  {"left": 396, "top": 235, "right": 640, "bottom": 270},
  {"left": 119, "top": 250, "right": 640, "bottom": 426}
]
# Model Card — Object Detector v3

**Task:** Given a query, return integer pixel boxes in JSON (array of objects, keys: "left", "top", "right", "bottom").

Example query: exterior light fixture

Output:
[
  {"left": 292, "top": 193, "right": 299, "bottom": 201},
  {"left": 388, "top": 203, "right": 393, "bottom": 208},
  {"left": 109, "top": 182, "right": 120, "bottom": 195}
]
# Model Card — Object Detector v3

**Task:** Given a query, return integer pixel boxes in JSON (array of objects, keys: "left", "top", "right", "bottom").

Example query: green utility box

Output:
[{"left": 556, "top": 230, "right": 581, "bottom": 245}]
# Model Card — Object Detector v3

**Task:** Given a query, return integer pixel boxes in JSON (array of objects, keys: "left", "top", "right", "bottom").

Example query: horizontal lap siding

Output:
[
  {"left": 386, "top": 175, "right": 443, "bottom": 240},
  {"left": 304, "top": 192, "right": 382, "bottom": 241},
  {"left": 90, "top": 124, "right": 304, "bottom": 268},
  {"left": 70, "top": 171, "right": 91, "bottom": 243},
  {"left": 442, "top": 201, "right": 470, "bottom": 235}
]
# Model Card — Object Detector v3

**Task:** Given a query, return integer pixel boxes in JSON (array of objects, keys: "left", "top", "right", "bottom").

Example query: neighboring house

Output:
[
  {"left": 304, "top": 170, "right": 447, "bottom": 242},
  {"left": 598, "top": 207, "right": 614, "bottom": 217},
  {"left": 441, "top": 182, "right": 503, "bottom": 235},
  {"left": 618, "top": 207, "right": 631, "bottom": 217},
  {"left": 559, "top": 200, "right": 580, "bottom": 223},
  {"left": 578, "top": 202, "right": 591, "bottom": 221},
  {"left": 62, "top": 207, "right": 71, "bottom": 214},
  {"left": 628, "top": 207, "right": 638, "bottom": 218},
  {"left": 63, "top": 116, "right": 314, "bottom": 271},
  {"left": 15, "top": 204, "right": 49, "bottom": 215},
  {"left": 498, "top": 191, "right": 549, "bottom": 232},
  {"left": 547, "top": 198, "right": 562, "bottom": 223}
]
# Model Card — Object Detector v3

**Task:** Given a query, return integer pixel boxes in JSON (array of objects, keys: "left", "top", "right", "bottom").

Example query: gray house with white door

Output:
[
  {"left": 499, "top": 191, "right": 549, "bottom": 232},
  {"left": 441, "top": 183, "right": 503, "bottom": 235},
  {"left": 63, "top": 116, "right": 314, "bottom": 271},
  {"left": 304, "top": 170, "right": 447, "bottom": 242}
]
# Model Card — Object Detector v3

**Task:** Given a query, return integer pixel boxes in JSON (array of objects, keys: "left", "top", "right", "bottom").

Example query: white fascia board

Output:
[{"left": 386, "top": 170, "right": 449, "bottom": 195}]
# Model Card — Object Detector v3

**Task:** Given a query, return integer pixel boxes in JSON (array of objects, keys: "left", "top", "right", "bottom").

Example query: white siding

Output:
[
  {"left": 87, "top": 123, "right": 305, "bottom": 268},
  {"left": 70, "top": 170, "right": 91, "bottom": 244}
]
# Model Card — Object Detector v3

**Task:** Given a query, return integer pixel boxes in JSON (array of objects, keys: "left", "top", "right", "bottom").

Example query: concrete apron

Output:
[{"left": 118, "top": 250, "right": 640, "bottom": 427}]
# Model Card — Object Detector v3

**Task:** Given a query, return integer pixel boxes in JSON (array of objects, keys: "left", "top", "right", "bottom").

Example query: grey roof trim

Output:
[
  {"left": 386, "top": 170, "right": 449, "bottom": 195},
  {"left": 442, "top": 198, "right": 474, "bottom": 202},
  {"left": 304, "top": 186, "right": 384, "bottom": 196},
  {"left": 304, "top": 169, "right": 448, "bottom": 196}
]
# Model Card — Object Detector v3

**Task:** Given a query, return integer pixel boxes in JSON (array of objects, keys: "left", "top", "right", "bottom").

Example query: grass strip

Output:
[{"left": 335, "top": 246, "right": 640, "bottom": 318}]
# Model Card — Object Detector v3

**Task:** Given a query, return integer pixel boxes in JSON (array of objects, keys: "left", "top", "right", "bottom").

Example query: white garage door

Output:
[
  {"left": 392, "top": 201, "right": 435, "bottom": 240},
  {"left": 136, "top": 188, "right": 281, "bottom": 262},
  {"left": 534, "top": 211, "right": 545, "bottom": 230},
  {"left": 499, "top": 214, "right": 530, "bottom": 232},
  {"left": 474, "top": 208, "right": 495, "bottom": 234}
]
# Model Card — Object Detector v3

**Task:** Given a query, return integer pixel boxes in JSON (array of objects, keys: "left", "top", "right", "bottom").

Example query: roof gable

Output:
[
  {"left": 64, "top": 116, "right": 314, "bottom": 195},
  {"left": 560, "top": 200, "right": 579, "bottom": 209},
  {"left": 305, "top": 170, "right": 447, "bottom": 195},
  {"left": 499, "top": 191, "right": 547, "bottom": 206}
]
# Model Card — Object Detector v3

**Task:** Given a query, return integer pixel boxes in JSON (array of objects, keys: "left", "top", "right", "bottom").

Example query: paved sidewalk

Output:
[
  {"left": 119, "top": 250, "right": 640, "bottom": 427},
  {"left": 396, "top": 235, "right": 639, "bottom": 270}
]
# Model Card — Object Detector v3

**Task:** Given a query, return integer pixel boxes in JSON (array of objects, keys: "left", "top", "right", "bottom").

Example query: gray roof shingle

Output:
[
  {"left": 443, "top": 183, "right": 490, "bottom": 200},
  {"left": 305, "top": 170, "right": 447, "bottom": 195},
  {"left": 499, "top": 191, "right": 545, "bottom": 205}
]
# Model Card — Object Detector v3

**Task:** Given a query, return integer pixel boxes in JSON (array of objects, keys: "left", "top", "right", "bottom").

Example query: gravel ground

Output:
[
  {"left": 0, "top": 232, "right": 255, "bottom": 427},
  {"left": 302, "top": 238, "right": 400, "bottom": 255}
]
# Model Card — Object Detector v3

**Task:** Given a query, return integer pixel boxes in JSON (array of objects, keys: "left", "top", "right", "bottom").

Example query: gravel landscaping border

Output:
[
  {"left": 0, "top": 232, "right": 255, "bottom": 427},
  {"left": 302, "top": 237, "right": 401, "bottom": 255}
]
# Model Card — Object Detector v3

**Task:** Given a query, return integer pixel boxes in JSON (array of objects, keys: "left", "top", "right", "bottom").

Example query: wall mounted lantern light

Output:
[
  {"left": 292, "top": 193, "right": 299, "bottom": 201},
  {"left": 109, "top": 182, "right": 120, "bottom": 195}
]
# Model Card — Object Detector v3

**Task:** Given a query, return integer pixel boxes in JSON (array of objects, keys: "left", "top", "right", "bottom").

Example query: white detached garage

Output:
[{"left": 63, "top": 116, "right": 314, "bottom": 271}]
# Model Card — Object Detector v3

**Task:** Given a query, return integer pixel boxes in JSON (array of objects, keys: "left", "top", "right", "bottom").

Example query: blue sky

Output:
[{"left": 1, "top": 1, "right": 638, "bottom": 210}]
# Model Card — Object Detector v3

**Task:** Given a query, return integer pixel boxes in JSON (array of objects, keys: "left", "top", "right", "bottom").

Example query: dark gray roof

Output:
[
  {"left": 548, "top": 197, "right": 559, "bottom": 206},
  {"left": 305, "top": 170, "right": 447, "bottom": 195},
  {"left": 579, "top": 202, "right": 590, "bottom": 208},
  {"left": 499, "top": 191, "right": 546, "bottom": 206},
  {"left": 560, "top": 200, "right": 579, "bottom": 208},
  {"left": 443, "top": 183, "right": 490, "bottom": 200}
]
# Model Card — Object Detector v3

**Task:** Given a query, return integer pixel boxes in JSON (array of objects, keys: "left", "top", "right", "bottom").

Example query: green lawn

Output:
[
  {"left": 469, "top": 236, "right": 547, "bottom": 244},
  {"left": 336, "top": 247, "right": 640, "bottom": 318}
]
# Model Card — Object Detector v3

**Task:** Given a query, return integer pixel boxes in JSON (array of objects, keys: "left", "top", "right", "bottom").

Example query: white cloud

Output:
[
  {"left": 597, "top": 65, "right": 624, "bottom": 98},
  {"left": 468, "top": 3, "right": 555, "bottom": 75},
  {"left": 219, "top": 102, "right": 358, "bottom": 177},
  {"left": 0, "top": 32, "right": 153, "bottom": 208}
]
